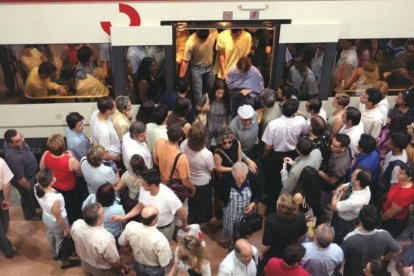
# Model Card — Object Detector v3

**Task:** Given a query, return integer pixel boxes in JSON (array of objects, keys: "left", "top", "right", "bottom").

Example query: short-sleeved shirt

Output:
[
  {"left": 218, "top": 246, "right": 259, "bottom": 276},
  {"left": 383, "top": 182, "right": 414, "bottom": 220},
  {"left": 336, "top": 183, "right": 371, "bottom": 221},
  {"left": 264, "top": 258, "right": 309, "bottom": 276},
  {"left": 180, "top": 139, "right": 215, "bottom": 186},
  {"left": 0, "top": 158, "right": 14, "bottom": 191},
  {"left": 146, "top": 123, "right": 168, "bottom": 154},
  {"left": 138, "top": 184, "right": 182, "bottom": 227},
  {"left": 341, "top": 228, "right": 401, "bottom": 276},
  {"left": 262, "top": 115, "right": 306, "bottom": 152},
  {"left": 229, "top": 114, "right": 259, "bottom": 154},
  {"left": 122, "top": 132, "right": 153, "bottom": 171},
  {"left": 183, "top": 29, "right": 218, "bottom": 66},
  {"left": 302, "top": 242, "right": 344, "bottom": 276},
  {"left": 321, "top": 150, "right": 352, "bottom": 192},
  {"left": 339, "top": 124, "right": 364, "bottom": 158},
  {"left": 90, "top": 110, "right": 121, "bottom": 154},
  {"left": 121, "top": 170, "right": 143, "bottom": 200},
  {"left": 3, "top": 142, "right": 38, "bottom": 185},
  {"left": 65, "top": 128, "right": 90, "bottom": 161},
  {"left": 262, "top": 212, "right": 307, "bottom": 259},
  {"left": 80, "top": 158, "right": 117, "bottom": 194},
  {"left": 153, "top": 139, "right": 190, "bottom": 184}
]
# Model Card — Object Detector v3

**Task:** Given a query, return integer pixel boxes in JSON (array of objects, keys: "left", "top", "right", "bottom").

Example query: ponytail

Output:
[{"left": 36, "top": 168, "right": 54, "bottom": 198}]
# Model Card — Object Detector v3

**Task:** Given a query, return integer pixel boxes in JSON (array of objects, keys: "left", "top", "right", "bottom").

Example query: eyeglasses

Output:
[{"left": 222, "top": 140, "right": 233, "bottom": 145}]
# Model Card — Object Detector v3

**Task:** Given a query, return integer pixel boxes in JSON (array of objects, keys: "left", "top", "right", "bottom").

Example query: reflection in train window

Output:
[{"left": 0, "top": 44, "right": 112, "bottom": 104}]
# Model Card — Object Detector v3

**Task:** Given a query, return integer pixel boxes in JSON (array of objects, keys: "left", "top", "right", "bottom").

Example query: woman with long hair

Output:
[
  {"left": 168, "top": 235, "right": 211, "bottom": 276},
  {"left": 133, "top": 57, "right": 161, "bottom": 104},
  {"left": 34, "top": 168, "right": 78, "bottom": 268}
]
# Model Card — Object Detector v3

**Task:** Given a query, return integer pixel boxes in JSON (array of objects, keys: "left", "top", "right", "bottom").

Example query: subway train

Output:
[{"left": 0, "top": 0, "right": 412, "bottom": 152}]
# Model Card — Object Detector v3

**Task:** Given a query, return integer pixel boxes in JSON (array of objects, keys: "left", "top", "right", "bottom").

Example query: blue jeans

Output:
[
  {"left": 42, "top": 213, "right": 68, "bottom": 258},
  {"left": 190, "top": 64, "right": 214, "bottom": 105}
]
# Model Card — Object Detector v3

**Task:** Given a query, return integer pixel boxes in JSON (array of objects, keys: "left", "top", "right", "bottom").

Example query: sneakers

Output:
[{"left": 59, "top": 259, "right": 81, "bottom": 269}]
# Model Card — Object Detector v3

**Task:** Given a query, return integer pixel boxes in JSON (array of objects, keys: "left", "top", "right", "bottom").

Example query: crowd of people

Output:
[{"left": 1, "top": 33, "right": 414, "bottom": 276}]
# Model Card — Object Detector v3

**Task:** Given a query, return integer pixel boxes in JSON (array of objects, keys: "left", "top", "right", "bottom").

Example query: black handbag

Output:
[
  {"left": 236, "top": 211, "right": 263, "bottom": 236},
  {"left": 57, "top": 236, "right": 75, "bottom": 260},
  {"left": 167, "top": 153, "right": 189, "bottom": 202}
]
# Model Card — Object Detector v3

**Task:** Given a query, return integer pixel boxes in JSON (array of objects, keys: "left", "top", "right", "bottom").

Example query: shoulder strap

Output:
[
  {"left": 169, "top": 153, "right": 183, "bottom": 180},
  {"left": 215, "top": 148, "right": 234, "bottom": 165}
]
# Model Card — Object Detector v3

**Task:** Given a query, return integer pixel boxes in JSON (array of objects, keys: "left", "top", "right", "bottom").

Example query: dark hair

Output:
[
  {"left": 173, "top": 97, "right": 191, "bottom": 118},
  {"left": 38, "top": 62, "right": 57, "bottom": 77},
  {"left": 97, "top": 96, "right": 115, "bottom": 113},
  {"left": 283, "top": 244, "right": 306, "bottom": 266},
  {"left": 167, "top": 123, "right": 184, "bottom": 143},
  {"left": 279, "top": 84, "right": 296, "bottom": 100},
  {"left": 231, "top": 29, "right": 242, "bottom": 35},
  {"left": 359, "top": 204, "right": 380, "bottom": 231},
  {"left": 209, "top": 78, "right": 230, "bottom": 115},
  {"left": 367, "top": 259, "right": 391, "bottom": 276},
  {"left": 96, "top": 183, "right": 115, "bottom": 207},
  {"left": 260, "top": 88, "right": 276, "bottom": 108},
  {"left": 177, "top": 78, "right": 190, "bottom": 94},
  {"left": 141, "top": 169, "right": 161, "bottom": 186},
  {"left": 4, "top": 129, "right": 17, "bottom": 143},
  {"left": 129, "top": 121, "right": 146, "bottom": 139},
  {"left": 82, "top": 202, "right": 102, "bottom": 226},
  {"left": 387, "top": 109, "right": 405, "bottom": 133},
  {"left": 355, "top": 167, "right": 372, "bottom": 188},
  {"left": 358, "top": 134, "right": 377, "bottom": 153},
  {"left": 297, "top": 137, "right": 313, "bottom": 156},
  {"left": 365, "top": 88, "right": 382, "bottom": 105},
  {"left": 151, "top": 104, "right": 169, "bottom": 125},
  {"left": 188, "top": 122, "right": 207, "bottom": 152},
  {"left": 334, "top": 93, "right": 350, "bottom": 108},
  {"left": 400, "top": 89, "right": 414, "bottom": 108},
  {"left": 141, "top": 213, "right": 157, "bottom": 226},
  {"left": 400, "top": 163, "right": 414, "bottom": 179},
  {"left": 236, "top": 57, "right": 252, "bottom": 73},
  {"left": 345, "top": 106, "right": 361, "bottom": 126},
  {"left": 310, "top": 116, "right": 326, "bottom": 137},
  {"left": 390, "top": 132, "right": 410, "bottom": 151},
  {"left": 196, "top": 29, "right": 209, "bottom": 40},
  {"left": 66, "top": 112, "right": 84, "bottom": 129},
  {"left": 282, "top": 99, "right": 300, "bottom": 117},
  {"left": 77, "top": 46, "right": 93, "bottom": 64},
  {"left": 137, "top": 57, "right": 156, "bottom": 80},
  {"left": 130, "top": 154, "right": 147, "bottom": 176},
  {"left": 136, "top": 100, "right": 155, "bottom": 124},
  {"left": 308, "top": 97, "right": 322, "bottom": 113},
  {"left": 35, "top": 168, "right": 54, "bottom": 198},
  {"left": 334, "top": 133, "right": 351, "bottom": 148}
]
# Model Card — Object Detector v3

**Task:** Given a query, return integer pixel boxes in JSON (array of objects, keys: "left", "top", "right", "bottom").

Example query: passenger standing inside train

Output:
[
  {"left": 289, "top": 52, "right": 319, "bottom": 101},
  {"left": 215, "top": 29, "right": 252, "bottom": 80},
  {"left": 179, "top": 29, "right": 218, "bottom": 106},
  {"left": 65, "top": 112, "right": 90, "bottom": 161},
  {"left": 334, "top": 39, "right": 358, "bottom": 88},
  {"left": 0, "top": 157, "right": 15, "bottom": 258},
  {"left": 40, "top": 134, "right": 82, "bottom": 224},
  {"left": 3, "top": 129, "right": 40, "bottom": 221},
  {"left": 89, "top": 96, "right": 121, "bottom": 162}
]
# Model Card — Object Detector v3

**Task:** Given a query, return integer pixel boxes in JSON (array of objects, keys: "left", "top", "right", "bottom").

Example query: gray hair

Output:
[
  {"left": 115, "top": 95, "right": 130, "bottom": 112},
  {"left": 82, "top": 202, "right": 102, "bottom": 226},
  {"left": 231, "top": 161, "right": 249, "bottom": 177},
  {"left": 315, "top": 223, "right": 335, "bottom": 248},
  {"left": 129, "top": 121, "right": 146, "bottom": 138},
  {"left": 260, "top": 88, "right": 276, "bottom": 108}
]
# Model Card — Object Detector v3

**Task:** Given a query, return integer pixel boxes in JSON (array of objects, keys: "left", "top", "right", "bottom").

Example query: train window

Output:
[
  {"left": 331, "top": 38, "right": 414, "bottom": 96},
  {"left": 0, "top": 43, "right": 113, "bottom": 104}
]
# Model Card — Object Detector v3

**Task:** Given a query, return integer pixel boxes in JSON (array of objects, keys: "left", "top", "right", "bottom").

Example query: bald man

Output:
[
  {"left": 218, "top": 239, "right": 259, "bottom": 276},
  {"left": 118, "top": 205, "right": 172, "bottom": 276}
]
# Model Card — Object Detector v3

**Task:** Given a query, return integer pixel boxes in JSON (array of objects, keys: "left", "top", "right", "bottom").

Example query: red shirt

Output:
[
  {"left": 383, "top": 182, "right": 414, "bottom": 220},
  {"left": 44, "top": 151, "right": 77, "bottom": 191},
  {"left": 264, "top": 258, "right": 309, "bottom": 276}
]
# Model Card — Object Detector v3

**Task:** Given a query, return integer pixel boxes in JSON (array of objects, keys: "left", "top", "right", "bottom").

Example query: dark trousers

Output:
[
  {"left": 188, "top": 183, "right": 212, "bottom": 224},
  {"left": 381, "top": 217, "right": 409, "bottom": 239},
  {"left": 0, "top": 192, "right": 13, "bottom": 257},
  {"left": 56, "top": 185, "right": 84, "bottom": 225},
  {"left": 263, "top": 149, "right": 298, "bottom": 215},
  {"left": 331, "top": 213, "right": 358, "bottom": 244},
  {"left": 133, "top": 261, "right": 165, "bottom": 276},
  {"left": 11, "top": 178, "right": 38, "bottom": 220}
]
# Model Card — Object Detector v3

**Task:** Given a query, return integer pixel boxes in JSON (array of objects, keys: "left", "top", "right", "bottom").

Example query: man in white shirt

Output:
[
  {"left": 0, "top": 158, "right": 15, "bottom": 258},
  {"left": 90, "top": 96, "right": 121, "bottom": 161},
  {"left": 330, "top": 168, "right": 371, "bottom": 244},
  {"left": 146, "top": 104, "right": 169, "bottom": 154},
  {"left": 71, "top": 203, "right": 124, "bottom": 276},
  {"left": 262, "top": 99, "right": 306, "bottom": 213},
  {"left": 339, "top": 106, "right": 364, "bottom": 158},
  {"left": 218, "top": 239, "right": 259, "bottom": 276},
  {"left": 304, "top": 96, "right": 327, "bottom": 134},
  {"left": 118, "top": 205, "right": 171, "bottom": 276},
  {"left": 302, "top": 223, "right": 344, "bottom": 276},
  {"left": 360, "top": 88, "right": 384, "bottom": 139},
  {"left": 112, "top": 169, "right": 188, "bottom": 242},
  {"left": 122, "top": 121, "right": 153, "bottom": 171}
]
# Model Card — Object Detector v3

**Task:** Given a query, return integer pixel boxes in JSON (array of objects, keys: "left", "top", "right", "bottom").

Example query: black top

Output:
[{"left": 262, "top": 212, "right": 307, "bottom": 259}]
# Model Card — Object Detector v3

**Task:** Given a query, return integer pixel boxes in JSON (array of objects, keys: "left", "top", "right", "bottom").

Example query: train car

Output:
[{"left": 0, "top": 0, "right": 413, "bottom": 153}]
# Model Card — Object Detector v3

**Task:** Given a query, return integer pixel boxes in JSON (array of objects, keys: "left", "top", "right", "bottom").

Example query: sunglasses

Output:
[{"left": 222, "top": 140, "right": 233, "bottom": 145}]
